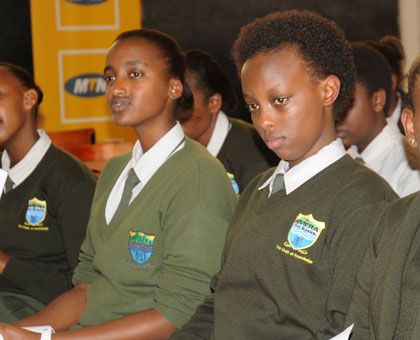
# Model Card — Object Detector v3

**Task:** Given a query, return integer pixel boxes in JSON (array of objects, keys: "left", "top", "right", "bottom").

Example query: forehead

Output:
[
  {"left": 241, "top": 47, "right": 312, "bottom": 91},
  {"left": 0, "top": 67, "right": 22, "bottom": 87},
  {"left": 105, "top": 38, "right": 162, "bottom": 67}
]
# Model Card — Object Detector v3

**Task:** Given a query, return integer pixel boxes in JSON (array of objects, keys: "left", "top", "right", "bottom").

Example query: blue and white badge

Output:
[
  {"left": 128, "top": 231, "right": 155, "bottom": 264},
  {"left": 25, "top": 197, "right": 47, "bottom": 226},
  {"left": 287, "top": 213, "right": 325, "bottom": 251}
]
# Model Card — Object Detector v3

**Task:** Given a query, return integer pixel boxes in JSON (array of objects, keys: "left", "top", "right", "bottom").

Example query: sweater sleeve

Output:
[
  {"left": 169, "top": 273, "right": 220, "bottom": 340},
  {"left": 153, "top": 161, "right": 237, "bottom": 329},
  {"left": 2, "top": 169, "right": 96, "bottom": 304},
  {"left": 313, "top": 195, "right": 395, "bottom": 339},
  {"left": 169, "top": 174, "right": 263, "bottom": 338}
]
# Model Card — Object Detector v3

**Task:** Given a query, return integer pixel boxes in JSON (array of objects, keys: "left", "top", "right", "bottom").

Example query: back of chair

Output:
[
  {"left": 47, "top": 128, "right": 95, "bottom": 150},
  {"left": 66, "top": 142, "right": 133, "bottom": 174}
]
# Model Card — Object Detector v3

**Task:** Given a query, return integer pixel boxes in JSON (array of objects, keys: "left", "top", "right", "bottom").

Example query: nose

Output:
[
  {"left": 110, "top": 76, "right": 127, "bottom": 97},
  {"left": 253, "top": 105, "right": 275, "bottom": 131}
]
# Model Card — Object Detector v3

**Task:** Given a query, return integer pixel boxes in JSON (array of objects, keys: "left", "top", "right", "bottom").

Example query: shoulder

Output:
[
  {"left": 181, "top": 137, "right": 227, "bottom": 174},
  {"left": 227, "top": 118, "right": 260, "bottom": 142},
  {"left": 331, "top": 155, "right": 396, "bottom": 196},
  {"left": 315, "top": 156, "right": 398, "bottom": 218},
  {"left": 46, "top": 145, "right": 97, "bottom": 184}
]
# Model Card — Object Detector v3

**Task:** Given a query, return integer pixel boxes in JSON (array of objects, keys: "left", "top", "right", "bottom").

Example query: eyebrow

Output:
[{"left": 104, "top": 60, "right": 148, "bottom": 73}]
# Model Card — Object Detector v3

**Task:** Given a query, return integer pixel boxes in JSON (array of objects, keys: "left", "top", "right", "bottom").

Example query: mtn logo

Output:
[{"left": 65, "top": 73, "right": 106, "bottom": 97}]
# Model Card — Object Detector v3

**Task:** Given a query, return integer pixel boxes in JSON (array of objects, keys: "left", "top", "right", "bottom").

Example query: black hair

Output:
[
  {"left": 364, "top": 36, "right": 405, "bottom": 83},
  {"left": 351, "top": 42, "right": 392, "bottom": 114},
  {"left": 405, "top": 54, "right": 420, "bottom": 112},
  {"left": 0, "top": 62, "right": 43, "bottom": 118},
  {"left": 231, "top": 10, "right": 355, "bottom": 121},
  {"left": 115, "top": 28, "right": 193, "bottom": 118},
  {"left": 185, "top": 49, "right": 237, "bottom": 113}
]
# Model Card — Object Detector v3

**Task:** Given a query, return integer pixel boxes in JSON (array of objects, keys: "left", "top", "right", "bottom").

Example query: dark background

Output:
[{"left": 0, "top": 0, "right": 399, "bottom": 120}]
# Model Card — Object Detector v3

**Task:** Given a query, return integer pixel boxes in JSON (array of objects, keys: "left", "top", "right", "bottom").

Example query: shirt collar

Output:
[
  {"left": 259, "top": 139, "right": 346, "bottom": 196},
  {"left": 130, "top": 121, "right": 185, "bottom": 185},
  {"left": 1, "top": 130, "right": 52, "bottom": 187},
  {"left": 206, "top": 110, "right": 231, "bottom": 157}
]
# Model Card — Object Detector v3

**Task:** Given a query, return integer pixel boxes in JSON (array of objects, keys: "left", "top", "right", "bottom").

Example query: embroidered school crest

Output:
[
  {"left": 227, "top": 172, "right": 240, "bottom": 196},
  {"left": 287, "top": 214, "right": 325, "bottom": 251},
  {"left": 25, "top": 197, "right": 47, "bottom": 226},
  {"left": 128, "top": 231, "right": 155, "bottom": 264}
]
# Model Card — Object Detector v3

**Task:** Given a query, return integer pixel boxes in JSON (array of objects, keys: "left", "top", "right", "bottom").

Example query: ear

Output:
[
  {"left": 322, "top": 75, "right": 340, "bottom": 108},
  {"left": 207, "top": 93, "right": 222, "bottom": 115},
  {"left": 401, "top": 107, "right": 417, "bottom": 148},
  {"left": 371, "top": 89, "right": 386, "bottom": 113},
  {"left": 23, "top": 89, "right": 38, "bottom": 112},
  {"left": 168, "top": 79, "right": 183, "bottom": 100}
]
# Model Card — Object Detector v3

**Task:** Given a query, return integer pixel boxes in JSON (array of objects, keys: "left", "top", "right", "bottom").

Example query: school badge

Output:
[
  {"left": 128, "top": 231, "right": 155, "bottom": 264},
  {"left": 227, "top": 172, "right": 240, "bottom": 196},
  {"left": 285, "top": 214, "right": 325, "bottom": 254},
  {"left": 25, "top": 197, "right": 47, "bottom": 226}
]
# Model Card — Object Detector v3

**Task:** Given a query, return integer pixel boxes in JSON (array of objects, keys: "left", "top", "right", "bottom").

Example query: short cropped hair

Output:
[
  {"left": 351, "top": 42, "right": 392, "bottom": 114},
  {"left": 406, "top": 54, "right": 420, "bottom": 112},
  {"left": 231, "top": 10, "right": 355, "bottom": 120}
]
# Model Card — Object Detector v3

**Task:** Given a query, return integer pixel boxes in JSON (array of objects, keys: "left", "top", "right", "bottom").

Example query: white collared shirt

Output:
[
  {"left": 105, "top": 122, "right": 185, "bottom": 224},
  {"left": 206, "top": 110, "right": 231, "bottom": 157},
  {"left": 1, "top": 129, "right": 52, "bottom": 192},
  {"left": 259, "top": 139, "right": 346, "bottom": 197},
  {"left": 357, "top": 120, "right": 420, "bottom": 197}
]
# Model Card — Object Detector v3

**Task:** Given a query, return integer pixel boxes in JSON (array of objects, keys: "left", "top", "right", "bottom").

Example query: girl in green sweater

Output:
[{"left": 0, "top": 29, "right": 236, "bottom": 340}]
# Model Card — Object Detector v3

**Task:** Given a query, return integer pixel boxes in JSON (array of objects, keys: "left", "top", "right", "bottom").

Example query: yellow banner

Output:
[{"left": 30, "top": 0, "right": 141, "bottom": 142}]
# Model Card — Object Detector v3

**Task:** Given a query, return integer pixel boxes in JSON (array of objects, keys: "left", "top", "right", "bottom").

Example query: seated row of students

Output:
[
  {"left": 336, "top": 42, "right": 420, "bottom": 197},
  {"left": 0, "top": 9, "right": 418, "bottom": 340},
  {"left": 345, "top": 54, "right": 420, "bottom": 339}
]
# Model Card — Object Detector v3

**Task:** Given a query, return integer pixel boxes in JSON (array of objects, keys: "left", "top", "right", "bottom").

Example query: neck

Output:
[
  {"left": 357, "top": 117, "right": 387, "bottom": 153},
  {"left": 198, "top": 112, "right": 218, "bottom": 147},
  {"left": 6, "top": 129, "right": 40, "bottom": 167},
  {"left": 135, "top": 120, "right": 176, "bottom": 153}
]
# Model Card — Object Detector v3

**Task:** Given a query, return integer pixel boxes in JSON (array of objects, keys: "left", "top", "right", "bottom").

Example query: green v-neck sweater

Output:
[
  {"left": 72, "top": 138, "right": 237, "bottom": 329},
  {"left": 0, "top": 145, "right": 97, "bottom": 304},
  {"left": 171, "top": 155, "right": 397, "bottom": 340},
  {"left": 346, "top": 191, "right": 420, "bottom": 340}
]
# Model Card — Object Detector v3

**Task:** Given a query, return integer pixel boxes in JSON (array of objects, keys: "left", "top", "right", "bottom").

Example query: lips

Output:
[
  {"left": 264, "top": 136, "right": 285, "bottom": 150},
  {"left": 110, "top": 97, "right": 131, "bottom": 113}
]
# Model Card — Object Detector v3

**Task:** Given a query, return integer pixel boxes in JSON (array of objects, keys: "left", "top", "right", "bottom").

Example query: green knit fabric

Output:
[
  {"left": 346, "top": 192, "right": 420, "bottom": 340},
  {"left": 217, "top": 118, "right": 278, "bottom": 193},
  {"left": 0, "top": 145, "right": 97, "bottom": 304},
  {"left": 171, "top": 155, "right": 397, "bottom": 339},
  {"left": 72, "top": 138, "right": 237, "bottom": 329}
]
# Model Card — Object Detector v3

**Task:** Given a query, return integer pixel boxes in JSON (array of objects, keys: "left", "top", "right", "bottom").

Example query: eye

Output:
[
  {"left": 246, "top": 103, "right": 259, "bottom": 112},
  {"left": 129, "top": 71, "right": 142, "bottom": 79},
  {"left": 104, "top": 75, "right": 115, "bottom": 84},
  {"left": 273, "top": 97, "right": 288, "bottom": 105}
]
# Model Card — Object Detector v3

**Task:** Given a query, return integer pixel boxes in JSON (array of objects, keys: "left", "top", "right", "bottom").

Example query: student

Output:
[
  {"left": 179, "top": 49, "right": 278, "bottom": 194},
  {"left": 0, "top": 29, "right": 236, "bottom": 340},
  {"left": 170, "top": 10, "right": 397, "bottom": 340},
  {"left": 0, "top": 62, "right": 97, "bottom": 323},
  {"left": 365, "top": 36, "right": 406, "bottom": 129},
  {"left": 336, "top": 43, "right": 420, "bottom": 197},
  {"left": 345, "top": 53, "right": 420, "bottom": 340}
]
